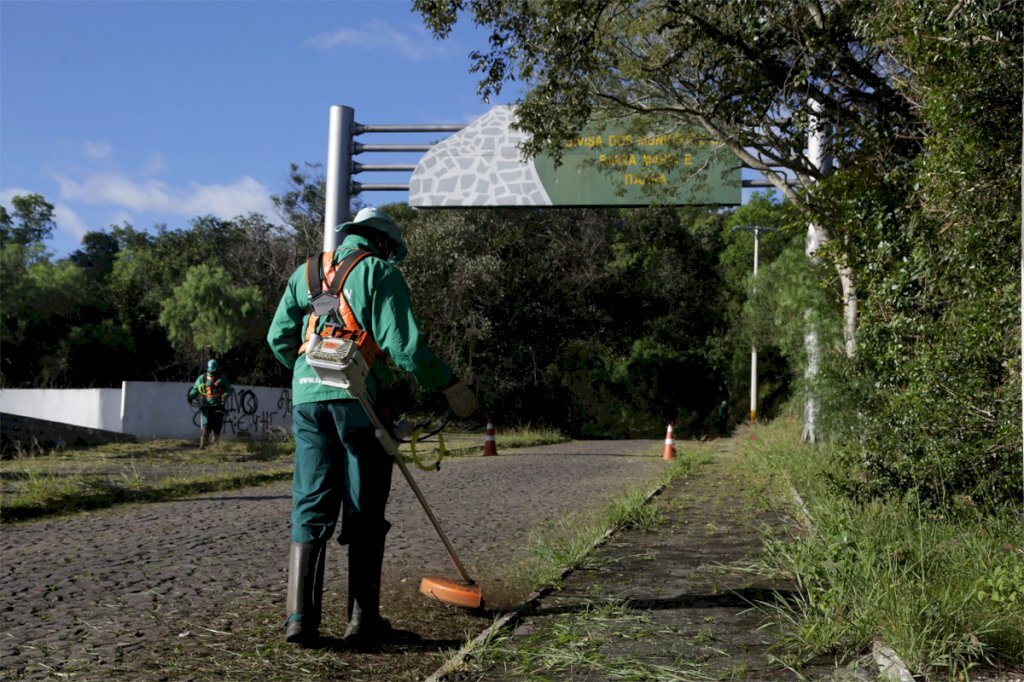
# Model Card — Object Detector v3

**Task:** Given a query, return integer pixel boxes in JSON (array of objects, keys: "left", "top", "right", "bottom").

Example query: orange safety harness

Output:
[
  {"left": 298, "top": 249, "right": 383, "bottom": 366},
  {"left": 199, "top": 373, "right": 226, "bottom": 400}
]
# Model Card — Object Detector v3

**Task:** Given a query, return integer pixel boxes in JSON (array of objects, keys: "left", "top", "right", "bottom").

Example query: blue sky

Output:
[{"left": 1, "top": 0, "right": 511, "bottom": 256}]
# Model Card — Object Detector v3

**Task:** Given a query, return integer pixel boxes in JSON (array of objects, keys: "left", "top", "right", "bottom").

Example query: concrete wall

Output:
[
  {"left": 0, "top": 388, "right": 122, "bottom": 432},
  {"left": 0, "top": 383, "right": 293, "bottom": 441},
  {"left": 121, "top": 381, "right": 293, "bottom": 440}
]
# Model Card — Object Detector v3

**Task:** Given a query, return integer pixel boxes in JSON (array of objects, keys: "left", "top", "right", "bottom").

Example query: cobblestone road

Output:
[{"left": 0, "top": 440, "right": 665, "bottom": 679}]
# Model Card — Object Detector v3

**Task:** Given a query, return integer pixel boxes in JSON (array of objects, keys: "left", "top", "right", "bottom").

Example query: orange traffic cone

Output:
[
  {"left": 482, "top": 419, "right": 499, "bottom": 457},
  {"left": 662, "top": 422, "right": 676, "bottom": 461}
]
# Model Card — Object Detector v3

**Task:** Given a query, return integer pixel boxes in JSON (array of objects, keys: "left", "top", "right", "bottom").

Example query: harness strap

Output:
[
  {"left": 328, "top": 250, "right": 372, "bottom": 331},
  {"left": 199, "top": 373, "right": 225, "bottom": 399},
  {"left": 299, "top": 249, "right": 381, "bottom": 357}
]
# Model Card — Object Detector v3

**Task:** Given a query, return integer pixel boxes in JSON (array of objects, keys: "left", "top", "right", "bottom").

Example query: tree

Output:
[
  {"left": 158, "top": 264, "right": 263, "bottom": 360},
  {"left": 0, "top": 193, "right": 57, "bottom": 248},
  {"left": 416, "top": 0, "right": 1023, "bottom": 507},
  {"left": 69, "top": 231, "right": 120, "bottom": 281},
  {"left": 413, "top": 0, "right": 926, "bottom": 355},
  {"left": 271, "top": 162, "right": 328, "bottom": 258}
]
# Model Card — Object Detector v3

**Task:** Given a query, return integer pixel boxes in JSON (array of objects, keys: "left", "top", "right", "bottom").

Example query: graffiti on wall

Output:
[{"left": 191, "top": 388, "right": 292, "bottom": 439}]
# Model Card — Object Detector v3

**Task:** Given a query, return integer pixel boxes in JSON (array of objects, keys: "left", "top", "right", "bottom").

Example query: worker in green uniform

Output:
[
  {"left": 267, "top": 206, "right": 477, "bottom": 646},
  {"left": 187, "top": 358, "right": 234, "bottom": 449}
]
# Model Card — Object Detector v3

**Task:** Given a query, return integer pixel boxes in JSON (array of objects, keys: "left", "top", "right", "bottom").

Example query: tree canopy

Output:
[{"left": 413, "top": 0, "right": 1023, "bottom": 508}]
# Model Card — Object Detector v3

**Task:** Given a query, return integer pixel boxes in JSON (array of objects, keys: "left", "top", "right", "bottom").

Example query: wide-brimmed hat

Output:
[{"left": 336, "top": 207, "right": 408, "bottom": 262}]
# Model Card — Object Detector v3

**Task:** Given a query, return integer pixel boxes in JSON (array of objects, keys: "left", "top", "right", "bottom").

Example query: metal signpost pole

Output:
[{"left": 324, "top": 105, "right": 354, "bottom": 252}]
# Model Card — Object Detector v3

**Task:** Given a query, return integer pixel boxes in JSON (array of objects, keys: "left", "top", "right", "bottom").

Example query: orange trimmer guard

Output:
[{"left": 419, "top": 576, "right": 484, "bottom": 609}]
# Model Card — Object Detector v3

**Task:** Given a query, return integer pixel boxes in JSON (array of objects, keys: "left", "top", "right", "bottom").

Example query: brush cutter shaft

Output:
[
  {"left": 392, "top": 453, "right": 474, "bottom": 585},
  {"left": 305, "top": 335, "right": 476, "bottom": 587},
  {"left": 352, "top": 393, "right": 474, "bottom": 586}
]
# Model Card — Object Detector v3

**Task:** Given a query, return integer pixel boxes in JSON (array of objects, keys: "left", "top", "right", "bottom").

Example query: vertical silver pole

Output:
[
  {"left": 324, "top": 105, "right": 354, "bottom": 253},
  {"left": 750, "top": 228, "right": 759, "bottom": 422}
]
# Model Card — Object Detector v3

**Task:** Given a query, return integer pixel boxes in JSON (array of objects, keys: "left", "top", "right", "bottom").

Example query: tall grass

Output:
[{"left": 743, "top": 417, "right": 1024, "bottom": 678}]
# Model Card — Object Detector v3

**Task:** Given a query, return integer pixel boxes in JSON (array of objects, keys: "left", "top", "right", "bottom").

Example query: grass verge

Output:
[
  {"left": 0, "top": 437, "right": 295, "bottom": 522},
  {"left": 740, "top": 416, "right": 1024, "bottom": 679},
  {"left": 0, "top": 426, "right": 569, "bottom": 523},
  {"left": 516, "top": 450, "right": 696, "bottom": 589}
]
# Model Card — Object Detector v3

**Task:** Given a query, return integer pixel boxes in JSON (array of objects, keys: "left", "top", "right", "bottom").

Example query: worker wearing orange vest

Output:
[
  {"left": 267, "top": 207, "right": 477, "bottom": 646},
  {"left": 187, "top": 359, "right": 234, "bottom": 448}
]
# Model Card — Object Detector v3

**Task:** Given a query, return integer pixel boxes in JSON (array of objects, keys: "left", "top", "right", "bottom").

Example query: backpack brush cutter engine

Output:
[{"left": 305, "top": 334, "right": 484, "bottom": 610}]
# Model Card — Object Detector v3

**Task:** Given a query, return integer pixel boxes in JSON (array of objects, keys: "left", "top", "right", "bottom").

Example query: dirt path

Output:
[{"left": 1, "top": 439, "right": 665, "bottom": 680}]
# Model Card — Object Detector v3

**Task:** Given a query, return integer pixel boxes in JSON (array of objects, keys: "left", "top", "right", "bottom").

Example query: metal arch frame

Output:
[{"left": 322, "top": 104, "right": 798, "bottom": 251}]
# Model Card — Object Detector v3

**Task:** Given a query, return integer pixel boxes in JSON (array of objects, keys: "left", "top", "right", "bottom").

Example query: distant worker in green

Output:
[
  {"left": 715, "top": 399, "right": 730, "bottom": 436},
  {"left": 187, "top": 359, "right": 234, "bottom": 449},
  {"left": 267, "top": 206, "right": 477, "bottom": 646}
]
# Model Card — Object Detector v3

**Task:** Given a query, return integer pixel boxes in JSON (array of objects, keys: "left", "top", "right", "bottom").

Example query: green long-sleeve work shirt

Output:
[{"left": 266, "top": 234, "right": 454, "bottom": 406}]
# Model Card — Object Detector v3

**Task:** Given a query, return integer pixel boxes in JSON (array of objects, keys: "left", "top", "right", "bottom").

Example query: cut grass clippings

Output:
[
  {"left": 465, "top": 601, "right": 714, "bottom": 681},
  {"left": 740, "top": 415, "right": 1024, "bottom": 679}
]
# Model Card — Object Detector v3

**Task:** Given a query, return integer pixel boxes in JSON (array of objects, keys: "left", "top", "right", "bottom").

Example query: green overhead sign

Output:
[
  {"left": 409, "top": 106, "right": 741, "bottom": 208},
  {"left": 534, "top": 127, "right": 740, "bottom": 206}
]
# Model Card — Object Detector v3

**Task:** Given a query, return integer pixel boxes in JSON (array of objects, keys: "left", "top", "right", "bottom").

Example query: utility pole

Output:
[{"left": 732, "top": 225, "right": 778, "bottom": 422}]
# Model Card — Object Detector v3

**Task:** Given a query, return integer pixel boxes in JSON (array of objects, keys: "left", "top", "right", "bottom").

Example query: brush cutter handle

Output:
[{"left": 393, "top": 411, "right": 453, "bottom": 443}]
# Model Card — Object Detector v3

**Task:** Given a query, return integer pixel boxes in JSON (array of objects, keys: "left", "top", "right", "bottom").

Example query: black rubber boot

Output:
[
  {"left": 285, "top": 541, "right": 327, "bottom": 645},
  {"left": 199, "top": 428, "right": 209, "bottom": 449},
  {"left": 343, "top": 526, "right": 391, "bottom": 643}
]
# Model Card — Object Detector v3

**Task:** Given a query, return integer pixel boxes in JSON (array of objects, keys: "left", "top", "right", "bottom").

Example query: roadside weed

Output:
[{"left": 743, "top": 416, "right": 1024, "bottom": 677}]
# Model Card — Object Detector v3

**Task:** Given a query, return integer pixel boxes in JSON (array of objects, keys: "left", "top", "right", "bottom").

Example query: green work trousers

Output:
[
  {"left": 200, "top": 405, "right": 225, "bottom": 433},
  {"left": 290, "top": 399, "right": 394, "bottom": 545}
]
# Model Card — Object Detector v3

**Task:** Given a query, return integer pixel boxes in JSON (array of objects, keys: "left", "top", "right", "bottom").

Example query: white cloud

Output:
[
  {"left": 83, "top": 140, "right": 112, "bottom": 159},
  {"left": 304, "top": 18, "right": 449, "bottom": 60},
  {"left": 55, "top": 173, "right": 277, "bottom": 221},
  {"left": 108, "top": 210, "right": 135, "bottom": 227},
  {"left": 140, "top": 153, "right": 166, "bottom": 176},
  {"left": 53, "top": 204, "right": 90, "bottom": 240},
  {"left": 1, "top": 187, "right": 35, "bottom": 205}
]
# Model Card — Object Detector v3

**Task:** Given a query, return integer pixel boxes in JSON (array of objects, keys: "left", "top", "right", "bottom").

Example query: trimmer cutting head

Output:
[{"left": 419, "top": 576, "right": 484, "bottom": 609}]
